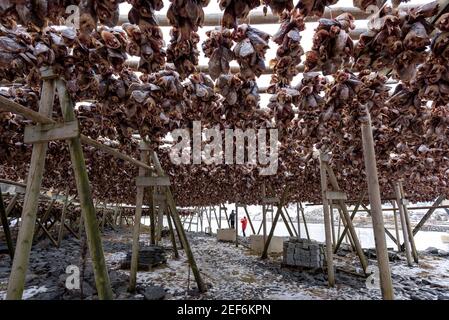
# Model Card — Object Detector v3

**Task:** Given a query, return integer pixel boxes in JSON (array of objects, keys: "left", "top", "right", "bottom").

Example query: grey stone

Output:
[
  {"left": 143, "top": 286, "right": 166, "bottom": 300},
  {"left": 425, "top": 247, "right": 439, "bottom": 255}
]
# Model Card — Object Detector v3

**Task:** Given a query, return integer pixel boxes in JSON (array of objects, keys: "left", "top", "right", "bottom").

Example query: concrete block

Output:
[
  {"left": 217, "top": 228, "right": 236, "bottom": 242},
  {"left": 250, "top": 235, "right": 285, "bottom": 254}
]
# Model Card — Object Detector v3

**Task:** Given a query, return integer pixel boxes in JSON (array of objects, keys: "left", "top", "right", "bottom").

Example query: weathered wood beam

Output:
[
  {"left": 0, "top": 95, "right": 152, "bottom": 171},
  {"left": 118, "top": 5, "right": 415, "bottom": 26},
  {"left": 412, "top": 195, "right": 446, "bottom": 236},
  {"left": 361, "top": 108, "right": 394, "bottom": 300},
  {"left": 6, "top": 73, "right": 55, "bottom": 300}
]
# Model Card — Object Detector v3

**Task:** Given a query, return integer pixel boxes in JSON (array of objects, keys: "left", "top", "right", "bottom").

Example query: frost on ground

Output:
[
  {"left": 110, "top": 231, "right": 449, "bottom": 300},
  {"left": 0, "top": 285, "right": 48, "bottom": 300},
  {"left": 1, "top": 229, "right": 448, "bottom": 300}
]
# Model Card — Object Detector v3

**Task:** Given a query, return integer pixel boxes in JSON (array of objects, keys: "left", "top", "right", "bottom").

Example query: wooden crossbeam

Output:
[
  {"left": 24, "top": 121, "right": 79, "bottom": 144},
  {"left": 0, "top": 96, "right": 152, "bottom": 171},
  {"left": 326, "top": 191, "right": 347, "bottom": 201},
  {"left": 136, "top": 176, "right": 170, "bottom": 187}
]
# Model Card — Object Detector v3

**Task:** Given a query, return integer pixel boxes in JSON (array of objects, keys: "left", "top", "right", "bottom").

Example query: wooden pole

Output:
[
  {"left": 334, "top": 191, "right": 365, "bottom": 253},
  {"left": 399, "top": 182, "right": 418, "bottom": 263},
  {"left": 393, "top": 183, "right": 413, "bottom": 267},
  {"left": 150, "top": 151, "right": 206, "bottom": 293},
  {"left": 129, "top": 149, "right": 148, "bottom": 292},
  {"left": 361, "top": 203, "right": 399, "bottom": 247},
  {"left": 6, "top": 72, "right": 55, "bottom": 300},
  {"left": 360, "top": 110, "right": 394, "bottom": 300},
  {"left": 5, "top": 194, "right": 18, "bottom": 218},
  {"left": 284, "top": 206, "right": 298, "bottom": 237},
  {"left": 55, "top": 77, "right": 112, "bottom": 299},
  {"left": 319, "top": 154, "right": 335, "bottom": 287},
  {"left": 296, "top": 203, "right": 301, "bottom": 239},
  {"left": 412, "top": 195, "right": 445, "bottom": 236},
  {"left": 279, "top": 207, "right": 294, "bottom": 237},
  {"left": 299, "top": 203, "right": 310, "bottom": 240},
  {"left": 34, "top": 197, "right": 56, "bottom": 239},
  {"left": 166, "top": 206, "right": 179, "bottom": 259},
  {"left": 261, "top": 186, "right": 289, "bottom": 259},
  {"left": 0, "top": 192, "right": 14, "bottom": 259},
  {"left": 330, "top": 202, "right": 336, "bottom": 247},
  {"left": 147, "top": 187, "right": 156, "bottom": 245},
  {"left": 235, "top": 205, "right": 239, "bottom": 247},
  {"left": 57, "top": 188, "right": 70, "bottom": 247},
  {"left": 392, "top": 201, "right": 401, "bottom": 252}
]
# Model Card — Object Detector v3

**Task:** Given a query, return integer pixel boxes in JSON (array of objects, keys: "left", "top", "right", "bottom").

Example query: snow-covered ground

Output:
[{"left": 109, "top": 231, "right": 449, "bottom": 300}]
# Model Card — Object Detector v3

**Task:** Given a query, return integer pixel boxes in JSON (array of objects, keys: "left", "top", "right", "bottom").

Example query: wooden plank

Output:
[
  {"left": 24, "top": 121, "right": 79, "bottom": 144},
  {"left": 326, "top": 191, "right": 347, "bottom": 201},
  {"left": 136, "top": 176, "right": 171, "bottom": 187},
  {"left": 6, "top": 71, "right": 55, "bottom": 300},
  {"left": 262, "top": 197, "right": 280, "bottom": 204}
]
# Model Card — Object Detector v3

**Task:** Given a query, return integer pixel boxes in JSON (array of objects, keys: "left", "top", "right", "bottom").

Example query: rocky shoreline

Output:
[{"left": 0, "top": 228, "right": 448, "bottom": 300}]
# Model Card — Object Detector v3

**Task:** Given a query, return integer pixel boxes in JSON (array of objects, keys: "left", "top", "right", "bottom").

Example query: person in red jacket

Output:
[{"left": 240, "top": 216, "right": 248, "bottom": 237}]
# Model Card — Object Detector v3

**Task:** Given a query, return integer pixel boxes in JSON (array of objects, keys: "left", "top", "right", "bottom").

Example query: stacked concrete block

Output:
[{"left": 283, "top": 238, "right": 326, "bottom": 269}]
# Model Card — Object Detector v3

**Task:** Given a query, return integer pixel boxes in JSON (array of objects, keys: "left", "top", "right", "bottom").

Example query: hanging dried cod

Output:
[{"left": 305, "top": 13, "right": 355, "bottom": 75}]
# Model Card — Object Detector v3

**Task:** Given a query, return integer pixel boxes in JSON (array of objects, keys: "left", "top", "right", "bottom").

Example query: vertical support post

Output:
[
  {"left": 235, "top": 205, "right": 239, "bottom": 247},
  {"left": 398, "top": 182, "right": 418, "bottom": 263},
  {"left": 0, "top": 192, "right": 14, "bottom": 259},
  {"left": 262, "top": 183, "right": 267, "bottom": 246},
  {"left": 55, "top": 77, "right": 112, "bottom": 299},
  {"left": 129, "top": 149, "right": 148, "bottom": 292},
  {"left": 6, "top": 72, "right": 55, "bottom": 300},
  {"left": 318, "top": 153, "right": 335, "bottom": 287},
  {"left": 361, "top": 109, "right": 394, "bottom": 300},
  {"left": 166, "top": 206, "right": 179, "bottom": 259},
  {"left": 117, "top": 207, "right": 122, "bottom": 227},
  {"left": 57, "top": 188, "right": 70, "bottom": 247},
  {"left": 299, "top": 203, "right": 310, "bottom": 240},
  {"left": 296, "top": 203, "right": 301, "bottom": 239},
  {"left": 394, "top": 183, "right": 413, "bottom": 266},
  {"left": 392, "top": 200, "right": 401, "bottom": 252},
  {"left": 330, "top": 202, "right": 336, "bottom": 248},
  {"left": 147, "top": 187, "right": 156, "bottom": 245}
]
